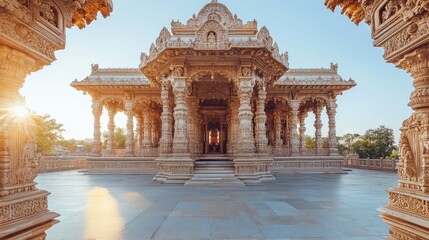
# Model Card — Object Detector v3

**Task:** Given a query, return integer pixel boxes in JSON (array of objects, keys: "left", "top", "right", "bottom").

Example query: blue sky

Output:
[{"left": 22, "top": 0, "right": 413, "bottom": 142}]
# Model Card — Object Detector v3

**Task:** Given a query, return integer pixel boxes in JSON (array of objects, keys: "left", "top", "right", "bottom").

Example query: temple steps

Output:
[{"left": 185, "top": 160, "right": 244, "bottom": 186}]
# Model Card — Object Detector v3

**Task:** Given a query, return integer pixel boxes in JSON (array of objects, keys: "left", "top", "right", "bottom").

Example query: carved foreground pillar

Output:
[
  {"left": 255, "top": 82, "right": 268, "bottom": 153},
  {"left": 106, "top": 105, "right": 116, "bottom": 156},
  {"left": 0, "top": 46, "right": 59, "bottom": 239},
  {"left": 91, "top": 99, "right": 103, "bottom": 156},
  {"left": 327, "top": 99, "right": 339, "bottom": 156},
  {"left": 383, "top": 44, "right": 429, "bottom": 240},
  {"left": 290, "top": 100, "right": 300, "bottom": 156},
  {"left": 0, "top": 0, "right": 111, "bottom": 238},
  {"left": 325, "top": 1, "right": 429, "bottom": 239}
]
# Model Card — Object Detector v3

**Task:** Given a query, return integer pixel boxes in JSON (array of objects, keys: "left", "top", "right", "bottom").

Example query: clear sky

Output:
[{"left": 21, "top": 0, "right": 413, "bottom": 143}]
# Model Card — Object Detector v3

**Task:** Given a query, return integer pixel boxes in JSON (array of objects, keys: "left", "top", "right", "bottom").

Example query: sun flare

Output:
[{"left": 10, "top": 106, "right": 30, "bottom": 118}]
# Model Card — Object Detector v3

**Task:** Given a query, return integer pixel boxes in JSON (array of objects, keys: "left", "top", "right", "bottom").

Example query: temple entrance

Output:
[{"left": 203, "top": 122, "right": 227, "bottom": 154}]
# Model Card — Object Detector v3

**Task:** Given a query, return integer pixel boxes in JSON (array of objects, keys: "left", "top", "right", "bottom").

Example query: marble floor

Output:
[{"left": 36, "top": 168, "right": 398, "bottom": 240}]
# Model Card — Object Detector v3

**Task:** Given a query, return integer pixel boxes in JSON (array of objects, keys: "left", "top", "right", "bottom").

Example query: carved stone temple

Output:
[{"left": 72, "top": 1, "right": 356, "bottom": 184}]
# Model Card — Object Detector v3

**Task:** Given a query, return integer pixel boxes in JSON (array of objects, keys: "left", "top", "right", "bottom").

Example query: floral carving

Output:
[{"left": 173, "top": 66, "right": 184, "bottom": 77}]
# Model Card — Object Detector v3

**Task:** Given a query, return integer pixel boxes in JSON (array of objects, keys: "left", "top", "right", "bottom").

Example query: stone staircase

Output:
[{"left": 185, "top": 160, "right": 244, "bottom": 186}]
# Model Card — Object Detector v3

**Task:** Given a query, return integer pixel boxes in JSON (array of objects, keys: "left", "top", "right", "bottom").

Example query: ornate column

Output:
[
  {"left": 91, "top": 99, "right": 103, "bottom": 156},
  {"left": 150, "top": 114, "right": 157, "bottom": 149},
  {"left": 159, "top": 80, "right": 173, "bottom": 154},
  {"left": 255, "top": 81, "right": 268, "bottom": 153},
  {"left": 327, "top": 99, "right": 339, "bottom": 156},
  {"left": 228, "top": 98, "right": 239, "bottom": 154},
  {"left": 0, "top": 1, "right": 111, "bottom": 238},
  {"left": 290, "top": 100, "right": 300, "bottom": 156},
  {"left": 0, "top": 46, "right": 59, "bottom": 240},
  {"left": 124, "top": 100, "right": 134, "bottom": 157},
  {"left": 135, "top": 114, "right": 143, "bottom": 155},
  {"left": 143, "top": 112, "right": 152, "bottom": 156},
  {"left": 325, "top": 2, "right": 429, "bottom": 239},
  {"left": 106, "top": 105, "right": 117, "bottom": 156},
  {"left": 314, "top": 104, "right": 323, "bottom": 156},
  {"left": 299, "top": 112, "right": 307, "bottom": 155},
  {"left": 172, "top": 67, "right": 189, "bottom": 154},
  {"left": 274, "top": 111, "right": 283, "bottom": 154},
  {"left": 187, "top": 98, "right": 197, "bottom": 154},
  {"left": 236, "top": 66, "right": 255, "bottom": 153}
]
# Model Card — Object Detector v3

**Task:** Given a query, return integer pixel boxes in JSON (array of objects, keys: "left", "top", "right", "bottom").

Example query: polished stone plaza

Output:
[{"left": 36, "top": 169, "right": 397, "bottom": 240}]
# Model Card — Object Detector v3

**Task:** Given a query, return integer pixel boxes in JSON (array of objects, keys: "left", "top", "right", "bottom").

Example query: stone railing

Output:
[
  {"left": 343, "top": 156, "right": 398, "bottom": 171},
  {"left": 38, "top": 156, "right": 88, "bottom": 173}
]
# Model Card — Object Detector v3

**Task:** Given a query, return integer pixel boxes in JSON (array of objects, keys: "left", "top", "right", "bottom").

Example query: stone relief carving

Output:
[
  {"left": 194, "top": 20, "right": 229, "bottom": 50},
  {"left": 40, "top": 1, "right": 58, "bottom": 27},
  {"left": 173, "top": 66, "right": 184, "bottom": 77}
]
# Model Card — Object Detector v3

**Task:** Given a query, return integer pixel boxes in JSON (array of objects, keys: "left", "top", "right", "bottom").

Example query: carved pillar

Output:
[
  {"left": 125, "top": 100, "right": 134, "bottom": 157},
  {"left": 290, "top": 100, "right": 300, "bottom": 156},
  {"left": 226, "top": 104, "right": 232, "bottom": 154},
  {"left": 314, "top": 104, "right": 323, "bottom": 156},
  {"left": 228, "top": 98, "right": 239, "bottom": 154},
  {"left": 106, "top": 105, "right": 116, "bottom": 156},
  {"left": 299, "top": 112, "right": 307, "bottom": 155},
  {"left": 0, "top": 46, "right": 59, "bottom": 238},
  {"left": 159, "top": 80, "right": 173, "bottom": 154},
  {"left": 255, "top": 81, "right": 268, "bottom": 153},
  {"left": 150, "top": 114, "right": 157, "bottom": 149},
  {"left": 274, "top": 111, "right": 283, "bottom": 154},
  {"left": 143, "top": 111, "right": 152, "bottom": 156},
  {"left": 236, "top": 67, "right": 255, "bottom": 153},
  {"left": 135, "top": 114, "right": 143, "bottom": 155},
  {"left": 172, "top": 68, "right": 189, "bottom": 154},
  {"left": 327, "top": 99, "right": 338, "bottom": 156},
  {"left": 187, "top": 98, "right": 197, "bottom": 154},
  {"left": 91, "top": 99, "right": 103, "bottom": 156}
]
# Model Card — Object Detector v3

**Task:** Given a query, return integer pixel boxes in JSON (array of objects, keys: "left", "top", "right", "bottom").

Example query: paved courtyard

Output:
[{"left": 36, "top": 169, "right": 398, "bottom": 240}]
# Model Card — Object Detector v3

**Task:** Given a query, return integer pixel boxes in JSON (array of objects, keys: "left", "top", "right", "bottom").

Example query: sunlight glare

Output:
[{"left": 10, "top": 106, "right": 29, "bottom": 118}]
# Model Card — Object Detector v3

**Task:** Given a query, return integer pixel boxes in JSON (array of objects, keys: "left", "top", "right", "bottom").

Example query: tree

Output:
[
  {"left": 337, "top": 133, "right": 360, "bottom": 155},
  {"left": 339, "top": 126, "right": 397, "bottom": 159},
  {"left": 58, "top": 138, "right": 93, "bottom": 154},
  {"left": 32, "top": 114, "right": 64, "bottom": 155},
  {"left": 305, "top": 135, "right": 315, "bottom": 148},
  {"left": 102, "top": 127, "right": 127, "bottom": 149}
]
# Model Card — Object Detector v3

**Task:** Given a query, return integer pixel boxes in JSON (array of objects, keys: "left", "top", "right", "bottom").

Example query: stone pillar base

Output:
[
  {"left": 233, "top": 153, "right": 275, "bottom": 184},
  {"left": 0, "top": 190, "right": 59, "bottom": 239},
  {"left": 153, "top": 154, "right": 194, "bottom": 184},
  {"left": 378, "top": 188, "right": 429, "bottom": 239}
]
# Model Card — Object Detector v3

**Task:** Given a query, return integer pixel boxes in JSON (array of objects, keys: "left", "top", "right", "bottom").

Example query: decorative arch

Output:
[{"left": 195, "top": 20, "right": 228, "bottom": 45}]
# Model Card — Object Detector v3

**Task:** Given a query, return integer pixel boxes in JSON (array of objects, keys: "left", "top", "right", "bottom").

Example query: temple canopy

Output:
[{"left": 71, "top": 0, "right": 356, "bottom": 185}]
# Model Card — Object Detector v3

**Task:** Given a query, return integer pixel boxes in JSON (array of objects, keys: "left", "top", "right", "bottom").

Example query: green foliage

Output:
[
  {"left": 390, "top": 150, "right": 399, "bottom": 159},
  {"left": 338, "top": 125, "right": 397, "bottom": 159},
  {"left": 32, "top": 114, "right": 64, "bottom": 155},
  {"left": 305, "top": 135, "right": 315, "bottom": 148},
  {"left": 102, "top": 127, "right": 127, "bottom": 149},
  {"left": 58, "top": 139, "right": 93, "bottom": 153},
  {"left": 305, "top": 135, "right": 329, "bottom": 149}
]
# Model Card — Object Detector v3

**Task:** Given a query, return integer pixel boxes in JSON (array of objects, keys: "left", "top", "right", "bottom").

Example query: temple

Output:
[{"left": 71, "top": 1, "right": 355, "bottom": 184}]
